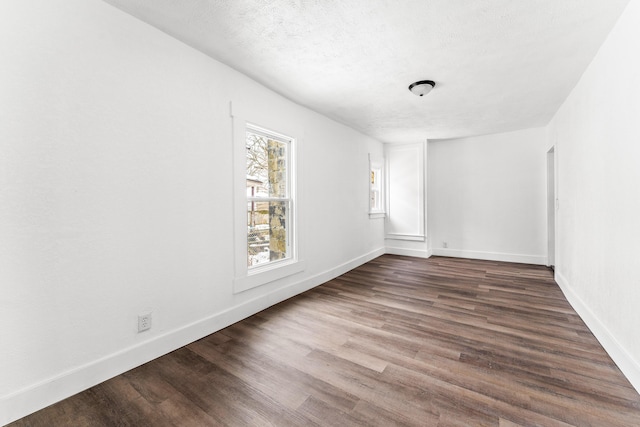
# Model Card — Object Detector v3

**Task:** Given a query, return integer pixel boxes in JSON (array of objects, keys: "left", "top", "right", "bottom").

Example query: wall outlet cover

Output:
[{"left": 138, "top": 313, "right": 152, "bottom": 332}]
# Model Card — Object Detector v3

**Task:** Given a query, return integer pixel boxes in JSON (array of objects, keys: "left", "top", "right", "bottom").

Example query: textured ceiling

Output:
[{"left": 103, "top": 0, "right": 630, "bottom": 142}]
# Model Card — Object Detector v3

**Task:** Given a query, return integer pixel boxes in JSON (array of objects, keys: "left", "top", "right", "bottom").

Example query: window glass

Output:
[
  {"left": 246, "top": 128, "right": 291, "bottom": 268},
  {"left": 369, "top": 154, "right": 385, "bottom": 216}
]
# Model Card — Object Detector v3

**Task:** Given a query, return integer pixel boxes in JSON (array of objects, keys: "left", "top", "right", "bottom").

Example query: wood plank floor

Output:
[{"left": 9, "top": 255, "right": 640, "bottom": 426}]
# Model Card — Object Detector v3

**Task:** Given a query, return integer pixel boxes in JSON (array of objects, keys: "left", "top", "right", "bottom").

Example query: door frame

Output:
[{"left": 547, "top": 147, "right": 555, "bottom": 268}]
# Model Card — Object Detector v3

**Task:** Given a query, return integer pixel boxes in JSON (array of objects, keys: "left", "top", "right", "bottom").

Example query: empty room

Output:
[{"left": 2, "top": 0, "right": 640, "bottom": 425}]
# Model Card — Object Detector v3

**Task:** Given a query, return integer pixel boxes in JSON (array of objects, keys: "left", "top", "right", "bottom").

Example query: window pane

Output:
[
  {"left": 370, "top": 166, "right": 382, "bottom": 211},
  {"left": 246, "top": 131, "right": 288, "bottom": 198},
  {"left": 247, "top": 200, "right": 289, "bottom": 267}
]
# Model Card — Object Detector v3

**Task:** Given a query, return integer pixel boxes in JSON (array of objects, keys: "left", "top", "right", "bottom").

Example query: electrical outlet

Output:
[
  {"left": 443, "top": 241, "right": 448, "bottom": 248},
  {"left": 138, "top": 313, "right": 152, "bottom": 332}
]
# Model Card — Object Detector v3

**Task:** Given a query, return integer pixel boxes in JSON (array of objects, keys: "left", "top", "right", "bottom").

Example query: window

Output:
[
  {"left": 231, "top": 102, "right": 304, "bottom": 293},
  {"left": 369, "top": 154, "right": 385, "bottom": 218},
  {"left": 246, "top": 126, "right": 292, "bottom": 268}
]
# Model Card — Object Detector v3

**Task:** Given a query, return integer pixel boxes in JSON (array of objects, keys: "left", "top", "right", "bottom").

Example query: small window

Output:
[
  {"left": 369, "top": 154, "right": 385, "bottom": 218},
  {"left": 246, "top": 126, "right": 293, "bottom": 269}
]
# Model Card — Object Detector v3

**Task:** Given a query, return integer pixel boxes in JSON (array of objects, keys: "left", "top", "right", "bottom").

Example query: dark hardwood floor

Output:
[{"left": 9, "top": 255, "right": 640, "bottom": 426}]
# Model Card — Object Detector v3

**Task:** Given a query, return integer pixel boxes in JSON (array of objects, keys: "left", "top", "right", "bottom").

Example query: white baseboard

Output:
[
  {"left": 430, "top": 248, "right": 546, "bottom": 265},
  {"left": 554, "top": 272, "right": 640, "bottom": 394},
  {"left": 385, "top": 246, "right": 432, "bottom": 258},
  {"left": 0, "top": 247, "right": 386, "bottom": 425}
]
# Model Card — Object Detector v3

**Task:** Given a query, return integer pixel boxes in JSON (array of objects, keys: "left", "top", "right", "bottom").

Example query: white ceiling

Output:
[{"left": 103, "top": 0, "right": 629, "bottom": 143}]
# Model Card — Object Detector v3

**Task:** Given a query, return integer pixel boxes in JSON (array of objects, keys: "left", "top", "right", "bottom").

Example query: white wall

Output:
[
  {"left": 385, "top": 142, "right": 430, "bottom": 258},
  {"left": 548, "top": 0, "right": 640, "bottom": 392},
  {"left": 0, "top": 1, "right": 384, "bottom": 423},
  {"left": 428, "top": 128, "right": 548, "bottom": 264}
]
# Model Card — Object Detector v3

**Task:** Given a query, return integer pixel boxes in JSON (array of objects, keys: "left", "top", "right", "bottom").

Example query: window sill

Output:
[
  {"left": 369, "top": 212, "right": 386, "bottom": 219},
  {"left": 233, "top": 259, "right": 306, "bottom": 294}
]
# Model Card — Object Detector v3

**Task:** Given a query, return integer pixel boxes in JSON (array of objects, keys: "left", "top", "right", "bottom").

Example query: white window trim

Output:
[
  {"left": 369, "top": 153, "right": 386, "bottom": 218},
  {"left": 230, "top": 101, "right": 304, "bottom": 294}
]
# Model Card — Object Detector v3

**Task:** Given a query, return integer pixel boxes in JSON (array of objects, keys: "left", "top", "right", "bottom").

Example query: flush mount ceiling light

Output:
[{"left": 408, "top": 80, "right": 435, "bottom": 97}]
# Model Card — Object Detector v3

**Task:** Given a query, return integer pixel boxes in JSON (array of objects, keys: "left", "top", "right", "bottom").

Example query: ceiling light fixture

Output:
[{"left": 408, "top": 80, "right": 435, "bottom": 97}]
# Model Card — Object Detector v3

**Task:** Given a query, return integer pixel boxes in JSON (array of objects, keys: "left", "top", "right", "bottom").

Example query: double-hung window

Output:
[
  {"left": 246, "top": 126, "right": 292, "bottom": 268},
  {"left": 369, "top": 154, "right": 386, "bottom": 218},
  {"left": 231, "top": 101, "right": 304, "bottom": 293}
]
